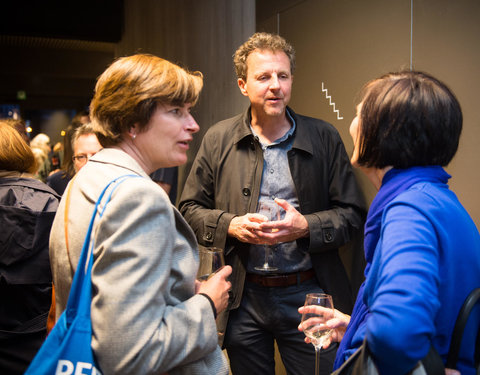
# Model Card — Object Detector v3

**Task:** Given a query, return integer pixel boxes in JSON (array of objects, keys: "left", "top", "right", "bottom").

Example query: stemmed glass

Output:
[
  {"left": 196, "top": 247, "right": 225, "bottom": 281},
  {"left": 254, "top": 200, "right": 280, "bottom": 272},
  {"left": 300, "top": 293, "right": 335, "bottom": 375},
  {"left": 196, "top": 246, "right": 226, "bottom": 341}
]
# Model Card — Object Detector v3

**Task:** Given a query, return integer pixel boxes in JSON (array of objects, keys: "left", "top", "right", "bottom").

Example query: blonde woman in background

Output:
[{"left": 30, "top": 133, "right": 52, "bottom": 182}]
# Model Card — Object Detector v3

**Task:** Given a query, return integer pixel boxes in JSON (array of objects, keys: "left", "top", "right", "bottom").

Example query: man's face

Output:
[
  {"left": 72, "top": 133, "right": 102, "bottom": 173},
  {"left": 238, "top": 49, "right": 293, "bottom": 119}
]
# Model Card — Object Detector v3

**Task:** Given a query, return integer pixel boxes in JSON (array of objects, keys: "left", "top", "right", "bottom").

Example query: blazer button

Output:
[
  {"left": 205, "top": 232, "right": 213, "bottom": 240},
  {"left": 242, "top": 188, "right": 251, "bottom": 196}
]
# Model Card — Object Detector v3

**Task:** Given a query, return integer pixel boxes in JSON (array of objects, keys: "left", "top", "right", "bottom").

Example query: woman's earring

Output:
[{"left": 132, "top": 134, "right": 136, "bottom": 140}]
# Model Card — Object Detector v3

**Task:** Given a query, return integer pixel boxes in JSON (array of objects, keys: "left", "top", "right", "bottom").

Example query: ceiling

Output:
[
  {"left": 0, "top": 1, "right": 124, "bottom": 122},
  {"left": 0, "top": 36, "right": 116, "bottom": 113}
]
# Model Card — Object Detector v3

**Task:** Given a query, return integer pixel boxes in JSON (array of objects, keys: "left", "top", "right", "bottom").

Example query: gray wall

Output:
[
  {"left": 115, "top": 0, "right": 255, "bottom": 199},
  {"left": 258, "top": 0, "right": 480, "bottom": 229}
]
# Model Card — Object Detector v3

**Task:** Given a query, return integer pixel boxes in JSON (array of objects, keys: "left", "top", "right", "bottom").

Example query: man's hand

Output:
[
  {"left": 227, "top": 213, "right": 270, "bottom": 244},
  {"left": 258, "top": 198, "right": 309, "bottom": 243},
  {"left": 227, "top": 198, "right": 309, "bottom": 245}
]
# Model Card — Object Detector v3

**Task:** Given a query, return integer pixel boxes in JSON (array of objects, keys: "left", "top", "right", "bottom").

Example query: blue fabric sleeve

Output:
[{"left": 365, "top": 201, "right": 441, "bottom": 375}]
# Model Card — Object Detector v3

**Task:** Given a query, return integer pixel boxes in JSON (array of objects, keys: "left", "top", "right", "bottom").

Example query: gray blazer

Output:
[{"left": 49, "top": 148, "right": 228, "bottom": 375}]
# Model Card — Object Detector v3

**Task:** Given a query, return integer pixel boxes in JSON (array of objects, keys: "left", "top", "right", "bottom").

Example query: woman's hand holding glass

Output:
[
  {"left": 196, "top": 247, "right": 232, "bottom": 314},
  {"left": 300, "top": 293, "right": 335, "bottom": 375},
  {"left": 298, "top": 304, "right": 351, "bottom": 349},
  {"left": 197, "top": 247, "right": 226, "bottom": 281},
  {"left": 197, "top": 265, "right": 232, "bottom": 314}
]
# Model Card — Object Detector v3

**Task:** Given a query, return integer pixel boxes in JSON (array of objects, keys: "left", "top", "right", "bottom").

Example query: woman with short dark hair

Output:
[
  {"left": 355, "top": 71, "right": 462, "bottom": 169},
  {"left": 299, "top": 71, "right": 480, "bottom": 375}
]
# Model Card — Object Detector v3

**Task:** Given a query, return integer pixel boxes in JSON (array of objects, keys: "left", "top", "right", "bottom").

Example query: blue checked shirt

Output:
[{"left": 247, "top": 110, "right": 313, "bottom": 274}]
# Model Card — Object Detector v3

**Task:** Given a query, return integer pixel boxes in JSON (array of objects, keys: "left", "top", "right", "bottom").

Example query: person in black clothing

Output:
[
  {"left": 179, "top": 32, "right": 366, "bottom": 375},
  {"left": 0, "top": 120, "right": 60, "bottom": 374},
  {"left": 150, "top": 167, "right": 178, "bottom": 204}
]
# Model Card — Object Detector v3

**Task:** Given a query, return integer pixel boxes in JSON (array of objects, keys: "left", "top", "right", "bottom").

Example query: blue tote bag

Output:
[{"left": 25, "top": 175, "right": 140, "bottom": 375}]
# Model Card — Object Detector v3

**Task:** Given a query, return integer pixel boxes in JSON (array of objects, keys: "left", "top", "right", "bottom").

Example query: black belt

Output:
[{"left": 246, "top": 269, "right": 316, "bottom": 287}]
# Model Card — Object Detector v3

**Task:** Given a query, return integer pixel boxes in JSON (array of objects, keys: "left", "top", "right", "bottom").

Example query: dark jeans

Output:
[{"left": 224, "top": 277, "right": 337, "bottom": 375}]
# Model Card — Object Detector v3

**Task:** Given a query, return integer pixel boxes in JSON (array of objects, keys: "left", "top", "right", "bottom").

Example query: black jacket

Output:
[
  {"left": 0, "top": 173, "right": 59, "bottom": 374},
  {"left": 180, "top": 107, "right": 367, "bottom": 315}
]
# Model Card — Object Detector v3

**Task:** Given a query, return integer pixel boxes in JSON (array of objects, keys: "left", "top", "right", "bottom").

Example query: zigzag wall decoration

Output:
[{"left": 321, "top": 82, "right": 343, "bottom": 120}]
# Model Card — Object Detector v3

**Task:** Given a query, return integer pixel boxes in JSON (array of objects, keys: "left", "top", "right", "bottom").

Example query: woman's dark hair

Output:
[{"left": 356, "top": 70, "right": 462, "bottom": 169}]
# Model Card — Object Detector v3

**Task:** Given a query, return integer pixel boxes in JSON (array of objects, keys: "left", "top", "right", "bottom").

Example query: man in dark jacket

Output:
[{"left": 179, "top": 32, "right": 366, "bottom": 375}]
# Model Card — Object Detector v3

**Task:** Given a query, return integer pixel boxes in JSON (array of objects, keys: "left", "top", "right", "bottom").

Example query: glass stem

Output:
[
  {"left": 264, "top": 245, "right": 270, "bottom": 267},
  {"left": 314, "top": 347, "right": 320, "bottom": 375}
]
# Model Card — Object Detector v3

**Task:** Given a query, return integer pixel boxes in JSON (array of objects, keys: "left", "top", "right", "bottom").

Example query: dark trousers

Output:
[{"left": 224, "top": 277, "right": 337, "bottom": 375}]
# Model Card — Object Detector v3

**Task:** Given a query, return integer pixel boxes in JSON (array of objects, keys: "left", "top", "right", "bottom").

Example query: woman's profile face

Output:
[
  {"left": 133, "top": 102, "right": 200, "bottom": 171},
  {"left": 349, "top": 103, "right": 362, "bottom": 167}
]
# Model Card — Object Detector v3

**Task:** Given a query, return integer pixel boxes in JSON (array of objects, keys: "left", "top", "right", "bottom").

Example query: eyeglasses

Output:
[{"left": 72, "top": 152, "right": 99, "bottom": 163}]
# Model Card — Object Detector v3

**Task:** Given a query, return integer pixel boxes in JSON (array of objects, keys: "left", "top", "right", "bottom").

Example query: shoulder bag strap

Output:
[{"left": 65, "top": 174, "right": 141, "bottom": 325}]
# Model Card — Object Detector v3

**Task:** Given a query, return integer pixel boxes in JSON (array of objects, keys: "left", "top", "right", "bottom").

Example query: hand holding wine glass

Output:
[
  {"left": 300, "top": 293, "right": 335, "bottom": 375},
  {"left": 197, "top": 247, "right": 225, "bottom": 281},
  {"left": 298, "top": 305, "right": 350, "bottom": 348},
  {"left": 196, "top": 247, "right": 231, "bottom": 315}
]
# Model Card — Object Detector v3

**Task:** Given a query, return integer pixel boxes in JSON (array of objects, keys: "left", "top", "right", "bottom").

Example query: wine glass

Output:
[
  {"left": 196, "top": 246, "right": 226, "bottom": 341},
  {"left": 196, "top": 246, "right": 225, "bottom": 281},
  {"left": 300, "top": 293, "right": 335, "bottom": 375},
  {"left": 254, "top": 200, "right": 280, "bottom": 272}
]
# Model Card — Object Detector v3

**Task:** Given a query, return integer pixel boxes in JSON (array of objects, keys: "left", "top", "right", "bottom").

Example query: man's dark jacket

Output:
[{"left": 180, "top": 107, "right": 366, "bottom": 317}]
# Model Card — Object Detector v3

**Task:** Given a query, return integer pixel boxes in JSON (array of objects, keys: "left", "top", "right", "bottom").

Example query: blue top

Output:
[{"left": 347, "top": 167, "right": 480, "bottom": 375}]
